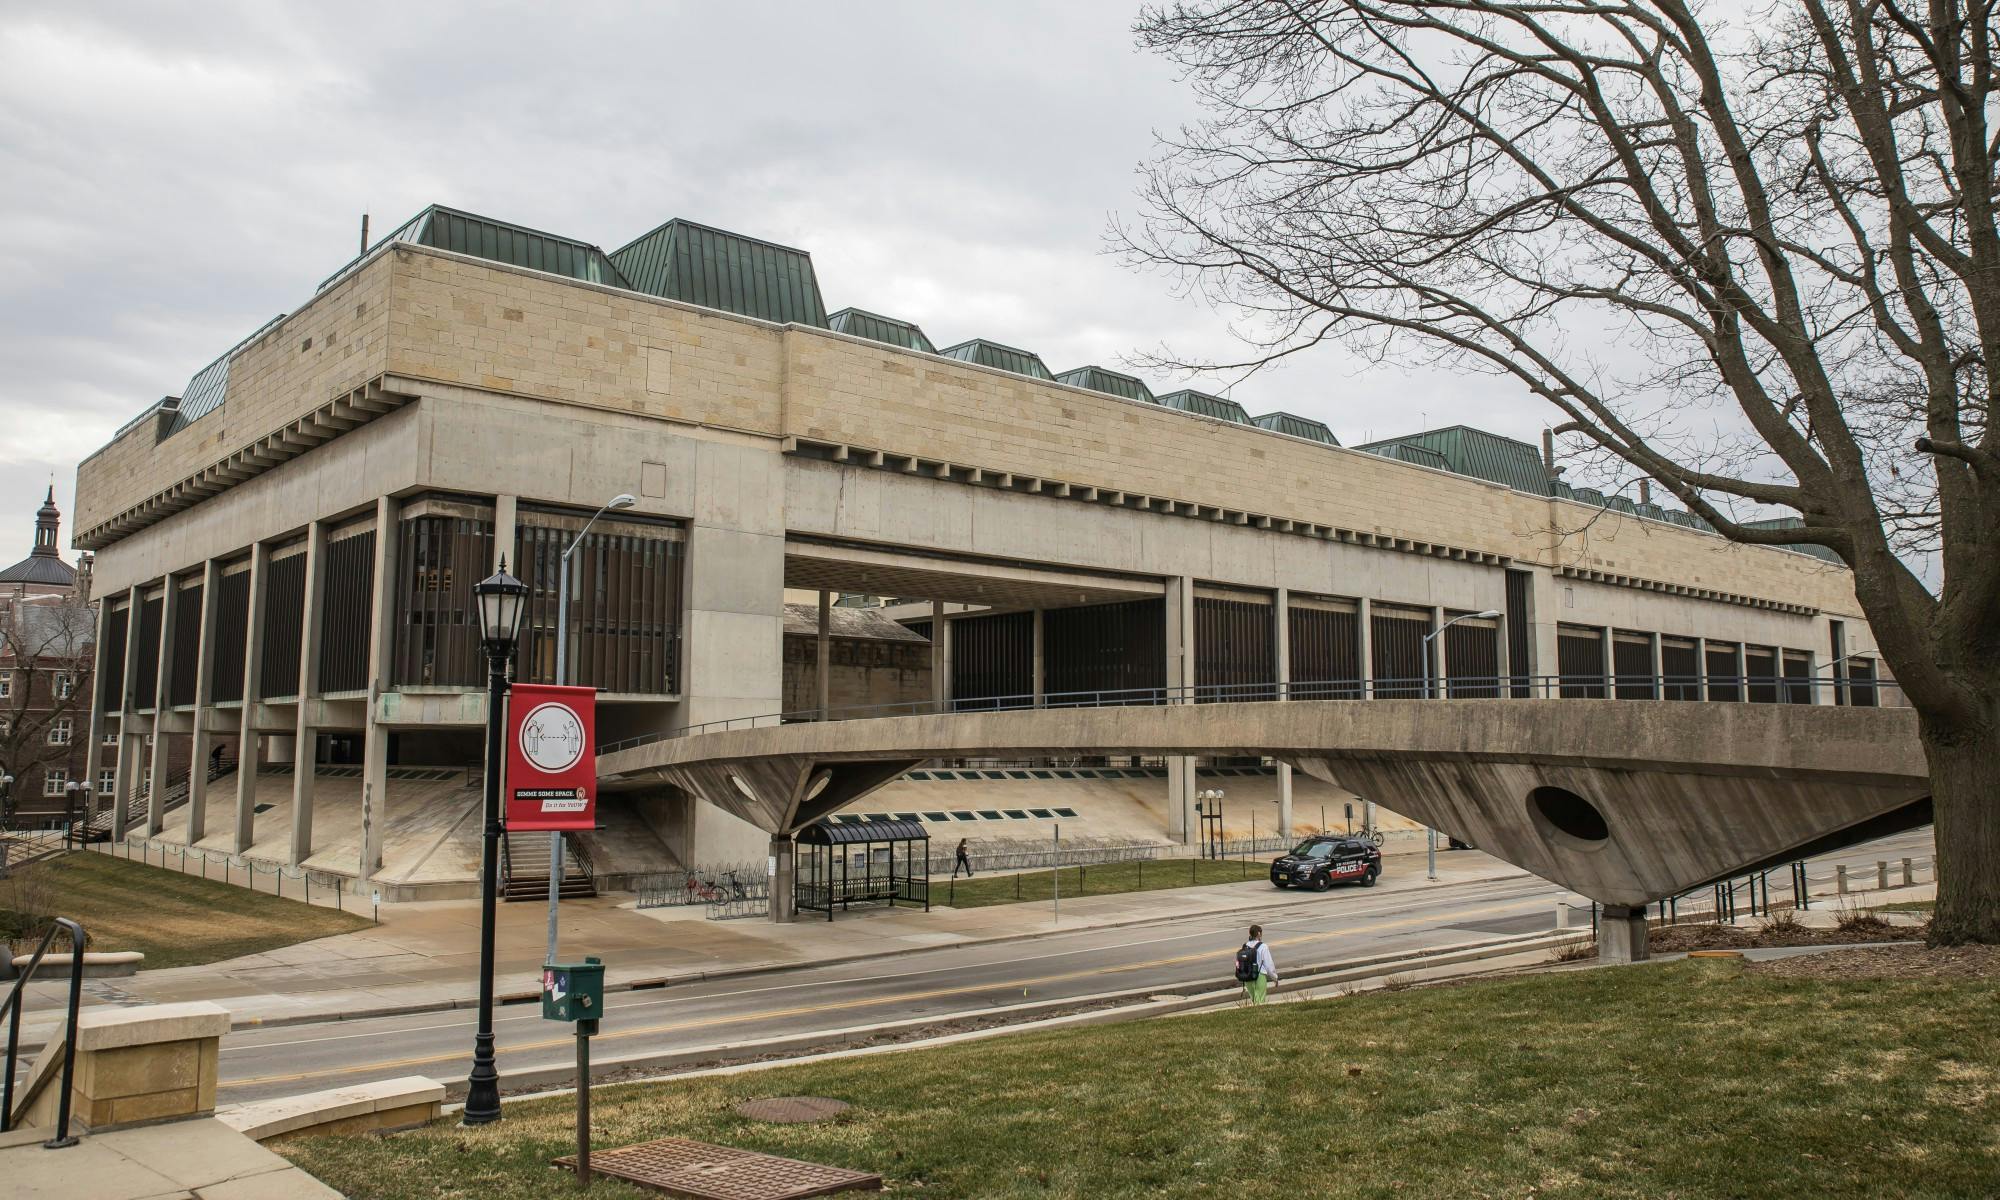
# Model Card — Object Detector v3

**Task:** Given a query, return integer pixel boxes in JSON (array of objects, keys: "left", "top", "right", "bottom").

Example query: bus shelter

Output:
[{"left": 794, "top": 818, "right": 931, "bottom": 921}]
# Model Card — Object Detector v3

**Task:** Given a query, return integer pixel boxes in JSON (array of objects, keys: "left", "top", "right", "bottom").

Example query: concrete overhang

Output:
[{"left": 784, "top": 538, "right": 1162, "bottom": 609}]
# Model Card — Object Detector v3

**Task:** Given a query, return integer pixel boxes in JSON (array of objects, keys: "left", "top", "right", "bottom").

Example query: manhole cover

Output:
[
  {"left": 735, "top": 1096, "right": 852, "bottom": 1124},
  {"left": 557, "top": 1137, "right": 879, "bottom": 1199}
]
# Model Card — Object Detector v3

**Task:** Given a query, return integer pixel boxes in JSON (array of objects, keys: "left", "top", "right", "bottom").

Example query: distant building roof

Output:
[
  {"left": 938, "top": 339, "right": 1055, "bottom": 380},
  {"left": 782, "top": 603, "right": 931, "bottom": 642},
  {"left": 829, "top": 308, "right": 936, "bottom": 353},
  {"left": 0, "top": 599, "right": 93, "bottom": 660},
  {"left": 0, "top": 487, "right": 79, "bottom": 589}
]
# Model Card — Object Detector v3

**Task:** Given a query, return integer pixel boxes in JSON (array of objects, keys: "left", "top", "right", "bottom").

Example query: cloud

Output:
[{"left": 0, "top": 0, "right": 1540, "bottom": 566}]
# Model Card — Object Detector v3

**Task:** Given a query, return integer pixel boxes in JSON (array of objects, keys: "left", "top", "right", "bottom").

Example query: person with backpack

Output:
[
  {"left": 952, "top": 838, "right": 974, "bottom": 878},
  {"left": 1234, "top": 924, "right": 1279, "bottom": 1004}
]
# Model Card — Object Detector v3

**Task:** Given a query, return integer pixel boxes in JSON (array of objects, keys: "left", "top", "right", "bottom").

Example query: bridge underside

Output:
[{"left": 598, "top": 700, "right": 1928, "bottom": 907}]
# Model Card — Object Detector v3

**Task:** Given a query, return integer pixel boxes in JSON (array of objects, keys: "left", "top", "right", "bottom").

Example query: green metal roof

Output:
[
  {"left": 611, "top": 219, "right": 828, "bottom": 327},
  {"left": 1157, "top": 389, "right": 1250, "bottom": 423},
  {"left": 1056, "top": 366, "right": 1154, "bottom": 403},
  {"left": 1251, "top": 411, "right": 1339, "bottom": 445},
  {"left": 939, "top": 339, "right": 1055, "bottom": 380},
  {"left": 1354, "top": 426, "right": 1547, "bottom": 494},
  {"left": 1362, "top": 442, "right": 1452, "bottom": 471},
  {"left": 320, "top": 205, "right": 630, "bottom": 292},
  {"left": 159, "top": 314, "right": 288, "bottom": 438},
  {"left": 829, "top": 308, "right": 935, "bottom": 353},
  {"left": 1745, "top": 517, "right": 1843, "bottom": 564}
]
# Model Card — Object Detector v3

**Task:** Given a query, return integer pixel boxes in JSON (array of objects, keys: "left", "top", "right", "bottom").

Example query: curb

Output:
[{"left": 435, "top": 926, "right": 1580, "bottom": 1102}]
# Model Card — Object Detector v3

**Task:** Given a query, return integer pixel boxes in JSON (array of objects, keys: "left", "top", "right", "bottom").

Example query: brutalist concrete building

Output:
[{"left": 71, "top": 206, "right": 1890, "bottom": 896}]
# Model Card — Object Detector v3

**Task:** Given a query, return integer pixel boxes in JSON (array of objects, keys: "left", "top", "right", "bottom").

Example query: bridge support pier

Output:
[
  {"left": 769, "top": 835, "right": 795, "bottom": 924},
  {"left": 1597, "top": 904, "right": 1649, "bottom": 964}
]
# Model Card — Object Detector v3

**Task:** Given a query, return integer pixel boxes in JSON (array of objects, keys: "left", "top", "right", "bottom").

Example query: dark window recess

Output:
[
  {"left": 513, "top": 521, "right": 684, "bottom": 694},
  {"left": 1044, "top": 599, "right": 1165, "bottom": 702},
  {"left": 1848, "top": 658, "right": 1879, "bottom": 707},
  {"left": 393, "top": 515, "right": 494, "bottom": 688},
  {"left": 319, "top": 531, "right": 377, "bottom": 693},
  {"left": 1371, "top": 607, "right": 1432, "bottom": 698},
  {"left": 1782, "top": 650, "right": 1812, "bottom": 705},
  {"left": 167, "top": 582, "right": 203, "bottom": 707},
  {"left": 133, "top": 594, "right": 164, "bottom": 707},
  {"left": 950, "top": 611, "right": 1033, "bottom": 709},
  {"left": 1557, "top": 626, "right": 1607, "bottom": 698},
  {"left": 1705, "top": 643, "right": 1742, "bottom": 702},
  {"left": 260, "top": 552, "right": 307, "bottom": 699},
  {"left": 1505, "top": 570, "right": 1533, "bottom": 696},
  {"left": 1661, "top": 638, "right": 1700, "bottom": 700},
  {"left": 99, "top": 606, "right": 129, "bottom": 710},
  {"left": 1289, "top": 605, "right": 1361, "bottom": 699},
  {"left": 1745, "top": 646, "right": 1779, "bottom": 704},
  {"left": 1196, "top": 596, "right": 1274, "bottom": 701},
  {"left": 1612, "top": 633, "right": 1654, "bottom": 700},
  {"left": 1444, "top": 615, "right": 1500, "bottom": 698},
  {"left": 209, "top": 571, "right": 250, "bottom": 704}
]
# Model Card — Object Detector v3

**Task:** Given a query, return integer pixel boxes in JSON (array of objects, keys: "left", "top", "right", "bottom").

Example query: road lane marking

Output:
[{"left": 221, "top": 894, "right": 1548, "bottom": 1090}]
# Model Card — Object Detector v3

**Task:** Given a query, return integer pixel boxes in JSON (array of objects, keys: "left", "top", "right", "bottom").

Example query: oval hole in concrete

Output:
[{"left": 1528, "top": 786, "right": 1609, "bottom": 843}]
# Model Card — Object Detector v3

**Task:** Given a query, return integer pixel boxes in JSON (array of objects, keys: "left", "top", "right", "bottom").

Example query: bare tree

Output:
[
  {"left": 1122, "top": 0, "right": 1998, "bottom": 943},
  {"left": 0, "top": 592, "right": 94, "bottom": 824}
]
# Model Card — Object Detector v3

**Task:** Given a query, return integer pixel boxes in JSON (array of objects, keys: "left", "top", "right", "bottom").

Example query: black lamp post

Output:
[{"left": 463, "top": 559, "right": 527, "bottom": 1126}]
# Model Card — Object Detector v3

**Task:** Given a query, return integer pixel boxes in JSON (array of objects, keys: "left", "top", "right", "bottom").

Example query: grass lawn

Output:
[
  {"left": 939, "top": 856, "right": 1278, "bottom": 908},
  {"left": 276, "top": 958, "right": 2000, "bottom": 1199},
  {"left": 3, "top": 851, "right": 372, "bottom": 969},
  {"left": 1875, "top": 899, "right": 1936, "bottom": 913}
]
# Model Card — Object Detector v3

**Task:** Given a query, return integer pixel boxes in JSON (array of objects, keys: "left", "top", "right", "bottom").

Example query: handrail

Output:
[
  {"left": 597, "top": 672, "right": 1907, "bottom": 756},
  {"left": 2, "top": 916, "right": 85, "bottom": 1148}
]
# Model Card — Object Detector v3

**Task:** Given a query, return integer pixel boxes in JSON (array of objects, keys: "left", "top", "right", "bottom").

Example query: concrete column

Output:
[
  {"left": 815, "top": 590, "right": 831, "bottom": 720},
  {"left": 1597, "top": 904, "right": 1649, "bottom": 963},
  {"left": 1165, "top": 575, "right": 1196, "bottom": 841},
  {"left": 1031, "top": 608, "right": 1045, "bottom": 706},
  {"left": 145, "top": 579, "right": 180, "bottom": 835},
  {"left": 492, "top": 495, "right": 518, "bottom": 573},
  {"left": 1530, "top": 572, "right": 1562, "bottom": 698},
  {"left": 110, "top": 587, "right": 143, "bottom": 842},
  {"left": 1597, "top": 626, "right": 1612, "bottom": 697},
  {"left": 234, "top": 541, "right": 271, "bottom": 854},
  {"left": 184, "top": 560, "right": 222, "bottom": 844},
  {"left": 768, "top": 834, "right": 795, "bottom": 924},
  {"left": 1648, "top": 633, "right": 1664, "bottom": 701},
  {"left": 360, "top": 497, "right": 400, "bottom": 880},
  {"left": 929, "top": 600, "right": 949, "bottom": 712},
  {"left": 1273, "top": 587, "right": 1291, "bottom": 839},
  {"left": 79, "top": 597, "right": 113, "bottom": 835},
  {"left": 290, "top": 521, "right": 327, "bottom": 865},
  {"left": 1493, "top": 606, "right": 1511, "bottom": 695},
  {"left": 1693, "top": 636, "right": 1710, "bottom": 701},
  {"left": 1357, "top": 597, "right": 1374, "bottom": 698},
  {"left": 1734, "top": 643, "right": 1749, "bottom": 702}
]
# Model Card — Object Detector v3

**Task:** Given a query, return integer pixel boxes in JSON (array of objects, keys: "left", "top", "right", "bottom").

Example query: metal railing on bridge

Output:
[{"left": 598, "top": 673, "right": 1906, "bottom": 756}]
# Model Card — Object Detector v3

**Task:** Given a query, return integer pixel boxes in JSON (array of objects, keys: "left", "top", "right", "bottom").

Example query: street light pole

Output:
[
  {"left": 464, "top": 560, "right": 527, "bottom": 1128},
  {"left": 548, "top": 493, "right": 634, "bottom": 964}
]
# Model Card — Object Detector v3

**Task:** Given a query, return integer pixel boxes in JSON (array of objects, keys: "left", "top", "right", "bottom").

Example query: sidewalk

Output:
[{"left": 15, "top": 848, "right": 1525, "bottom": 1040}]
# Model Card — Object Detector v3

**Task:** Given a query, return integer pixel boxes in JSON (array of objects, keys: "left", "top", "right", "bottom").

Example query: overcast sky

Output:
[{"left": 0, "top": 1, "right": 1542, "bottom": 566}]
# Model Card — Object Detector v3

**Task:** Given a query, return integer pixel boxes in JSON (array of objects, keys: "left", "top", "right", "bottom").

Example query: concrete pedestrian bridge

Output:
[{"left": 597, "top": 699, "right": 1928, "bottom": 913}]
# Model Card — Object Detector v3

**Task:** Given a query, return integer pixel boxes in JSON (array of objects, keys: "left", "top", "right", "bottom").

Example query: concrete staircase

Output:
[{"left": 500, "top": 830, "right": 596, "bottom": 902}]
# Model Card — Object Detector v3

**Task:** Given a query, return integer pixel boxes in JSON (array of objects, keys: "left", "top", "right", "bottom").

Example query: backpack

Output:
[{"left": 1234, "top": 941, "right": 1261, "bottom": 983}]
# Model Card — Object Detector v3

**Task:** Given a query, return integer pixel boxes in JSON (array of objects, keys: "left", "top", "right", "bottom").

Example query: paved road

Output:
[
  {"left": 211, "top": 827, "right": 1940, "bottom": 1104},
  {"left": 215, "top": 870, "right": 1569, "bottom": 1104}
]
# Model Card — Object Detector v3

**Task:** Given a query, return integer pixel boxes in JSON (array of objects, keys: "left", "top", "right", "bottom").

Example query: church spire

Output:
[{"left": 33, "top": 486, "right": 60, "bottom": 557}]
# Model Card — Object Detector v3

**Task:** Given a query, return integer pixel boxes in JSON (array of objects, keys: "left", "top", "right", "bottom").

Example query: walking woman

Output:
[{"left": 952, "top": 838, "right": 974, "bottom": 878}]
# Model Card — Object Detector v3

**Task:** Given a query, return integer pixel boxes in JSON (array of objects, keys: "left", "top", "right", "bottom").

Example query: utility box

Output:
[{"left": 542, "top": 956, "right": 604, "bottom": 1023}]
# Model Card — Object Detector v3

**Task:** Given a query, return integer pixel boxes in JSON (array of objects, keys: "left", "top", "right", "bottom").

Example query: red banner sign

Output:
[{"left": 504, "top": 684, "right": 597, "bottom": 832}]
